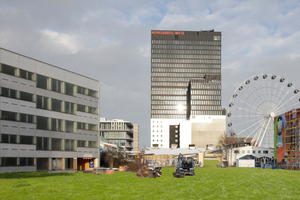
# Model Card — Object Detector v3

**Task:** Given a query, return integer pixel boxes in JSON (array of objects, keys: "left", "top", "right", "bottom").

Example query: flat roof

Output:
[{"left": 0, "top": 47, "right": 99, "bottom": 82}]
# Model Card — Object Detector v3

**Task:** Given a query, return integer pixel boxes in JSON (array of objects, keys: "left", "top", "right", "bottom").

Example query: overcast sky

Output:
[{"left": 0, "top": 0, "right": 300, "bottom": 149}]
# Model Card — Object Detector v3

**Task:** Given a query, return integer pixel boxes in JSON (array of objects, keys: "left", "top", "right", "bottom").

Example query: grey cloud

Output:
[{"left": 1, "top": 0, "right": 300, "bottom": 148}]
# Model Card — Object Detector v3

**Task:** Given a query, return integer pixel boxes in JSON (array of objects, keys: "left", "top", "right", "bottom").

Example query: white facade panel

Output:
[
  {"left": 151, "top": 118, "right": 187, "bottom": 148},
  {"left": 19, "top": 55, "right": 36, "bottom": 72},
  {"left": 77, "top": 111, "right": 98, "bottom": 124},
  {"left": 179, "top": 121, "right": 192, "bottom": 148},
  {"left": 0, "top": 49, "right": 19, "bottom": 67},
  {"left": 0, "top": 73, "right": 20, "bottom": 90},
  {"left": 35, "top": 109, "right": 77, "bottom": 121},
  {"left": 0, "top": 121, "right": 19, "bottom": 135}
]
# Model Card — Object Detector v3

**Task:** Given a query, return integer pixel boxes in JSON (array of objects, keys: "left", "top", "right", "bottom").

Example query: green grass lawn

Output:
[{"left": 1, "top": 160, "right": 300, "bottom": 200}]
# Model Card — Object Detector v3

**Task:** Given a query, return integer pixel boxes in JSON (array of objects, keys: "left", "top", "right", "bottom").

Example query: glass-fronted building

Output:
[
  {"left": 99, "top": 118, "right": 135, "bottom": 151},
  {"left": 150, "top": 30, "right": 225, "bottom": 148}
]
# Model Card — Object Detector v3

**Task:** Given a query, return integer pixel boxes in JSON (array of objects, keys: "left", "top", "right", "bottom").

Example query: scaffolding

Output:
[{"left": 280, "top": 109, "right": 300, "bottom": 170}]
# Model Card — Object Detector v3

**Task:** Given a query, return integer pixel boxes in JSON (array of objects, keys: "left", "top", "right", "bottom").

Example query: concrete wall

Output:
[{"left": 191, "top": 115, "right": 226, "bottom": 148}]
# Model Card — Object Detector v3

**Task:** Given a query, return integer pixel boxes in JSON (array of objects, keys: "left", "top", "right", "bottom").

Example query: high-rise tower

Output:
[{"left": 150, "top": 30, "right": 225, "bottom": 148}]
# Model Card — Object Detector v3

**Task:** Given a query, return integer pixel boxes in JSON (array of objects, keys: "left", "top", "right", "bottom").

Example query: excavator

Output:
[{"left": 173, "top": 153, "right": 195, "bottom": 178}]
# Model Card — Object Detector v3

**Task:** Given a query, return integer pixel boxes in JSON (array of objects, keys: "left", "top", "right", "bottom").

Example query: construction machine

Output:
[
  {"left": 173, "top": 153, "right": 195, "bottom": 178},
  {"left": 136, "top": 153, "right": 162, "bottom": 178},
  {"left": 136, "top": 165, "right": 162, "bottom": 178}
]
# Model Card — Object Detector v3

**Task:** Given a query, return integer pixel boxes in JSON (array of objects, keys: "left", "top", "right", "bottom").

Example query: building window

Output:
[
  {"left": 20, "top": 135, "right": 34, "bottom": 144},
  {"left": 51, "top": 118, "right": 63, "bottom": 132},
  {"left": 36, "top": 137, "right": 50, "bottom": 150},
  {"left": 253, "top": 150, "right": 256, "bottom": 154},
  {"left": 88, "top": 106, "right": 98, "bottom": 114},
  {"left": 51, "top": 98, "right": 62, "bottom": 112},
  {"left": 77, "top": 86, "right": 86, "bottom": 95},
  {"left": 36, "top": 116, "right": 49, "bottom": 130},
  {"left": 88, "top": 141, "right": 97, "bottom": 148},
  {"left": 20, "top": 91, "right": 34, "bottom": 102},
  {"left": 77, "top": 140, "right": 86, "bottom": 147},
  {"left": 65, "top": 120, "right": 75, "bottom": 133},
  {"left": 213, "top": 36, "right": 221, "bottom": 41},
  {"left": 0, "top": 111, "right": 17, "bottom": 121},
  {"left": 88, "top": 124, "right": 97, "bottom": 131},
  {"left": 258, "top": 150, "right": 261, "bottom": 154},
  {"left": 36, "top": 74, "right": 48, "bottom": 90},
  {"left": 65, "top": 82, "right": 75, "bottom": 96},
  {"left": 0, "top": 87, "right": 17, "bottom": 99},
  {"left": 1, "top": 158, "right": 17, "bottom": 166},
  {"left": 88, "top": 89, "right": 98, "bottom": 98},
  {"left": 51, "top": 138, "right": 62, "bottom": 151},
  {"left": 20, "top": 69, "right": 34, "bottom": 81},
  {"left": 242, "top": 150, "right": 245, "bottom": 154},
  {"left": 51, "top": 78, "right": 62, "bottom": 93},
  {"left": 263, "top": 150, "right": 268, "bottom": 154},
  {"left": 247, "top": 150, "right": 250, "bottom": 154},
  {"left": 77, "top": 122, "right": 87, "bottom": 130},
  {"left": 77, "top": 104, "right": 86, "bottom": 112},
  {"left": 1, "top": 64, "right": 16, "bottom": 76},
  {"left": 65, "top": 101, "right": 75, "bottom": 114},
  {"left": 1, "top": 134, "right": 17, "bottom": 144},
  {"left": 65, "top": 139, "right": 75, "bottom": 151},
  {"left": 19, "top": 158, "right": 34, "bottom": 166},
  {"left": 36, "top": 95, "right": 49, "bottom": 110},
  {"left": 20, "top": 114, "right": 34, "bottom": 123}
]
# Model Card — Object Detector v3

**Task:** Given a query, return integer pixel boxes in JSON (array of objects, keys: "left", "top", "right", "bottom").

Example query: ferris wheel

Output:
[{"left": 227, "top": 73, "right": 300, "bottom": 147}]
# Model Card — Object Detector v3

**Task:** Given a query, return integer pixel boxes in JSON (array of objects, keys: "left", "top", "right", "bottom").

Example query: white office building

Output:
[{"left": 0, "top": 48, "right": 99, "bottom": 172}]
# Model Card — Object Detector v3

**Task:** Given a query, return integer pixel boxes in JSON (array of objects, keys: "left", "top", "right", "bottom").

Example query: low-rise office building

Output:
[
  {"left": 0, "top": 48, "right": 99, "bottom": 172},
  {"left": 99, "top": 118, "right": 136, "bottom": 151}
]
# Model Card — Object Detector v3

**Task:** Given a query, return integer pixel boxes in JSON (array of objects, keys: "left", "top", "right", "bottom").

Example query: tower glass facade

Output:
[
  {"left": 151, "top": 30, "right": 222, "bottom": 119},
  {"left": 150, "top": 30, "right": 224, "bottom": 148}
]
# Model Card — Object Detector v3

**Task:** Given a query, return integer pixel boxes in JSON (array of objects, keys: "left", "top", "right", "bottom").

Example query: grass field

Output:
[{"left": 1, "top": 160, "right": 300, "bottom": 199}]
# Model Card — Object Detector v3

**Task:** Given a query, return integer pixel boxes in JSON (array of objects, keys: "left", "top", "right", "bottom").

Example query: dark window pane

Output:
[
  {"left": 36, "top": 74, "right": 48, "bottom": 89},
  {"left": 1, "top": 64, "right": 16, "bottom": 76},
  {"left": 65, "top": 82, "right": 74, "bottom": 96},
  {"left": 10, "top": 135, "right": 17, "bottom": 143},
  {"left": 51, "top": 99, "right": 62, "bottom": 112},
  {"left": 1, "top": 111, "right": 17, "bottom": 121},
  {"left": 20, "top": 91, "right": 34, "bottom": 102},
  {"left": 51, "top": 79, "right": 62, "bottom": 93},
  {"left": 10, "top": 89, "right": 17, "bottom": 99},
  {"left": 1, "top": 87, "right": 9, "bottom": 97},
  {"left": 77, "top": 104, "right": 86, "bottom": 112},
  {"left": 65, "top": 120, "right": 74, "bottom": 133},
  {"left": 36, "top": 116, "right": 49, "bottom": 130},
  {"left": 1, "top": 134, "right": 9, "bottom": 143},
  {"left": 20, "top": 136, "right": 34, "bottom": 144},
  {"left": 1, "top": 157, "right": 17, "bottom": 166},
  {"left": 52, "top": 138, "right": 62, "bottom": 151}
]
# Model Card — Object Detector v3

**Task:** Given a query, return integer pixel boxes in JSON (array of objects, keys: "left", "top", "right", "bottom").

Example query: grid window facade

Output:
[{"left": 151, "top": 30, "right": 222, "bottom": 119}]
